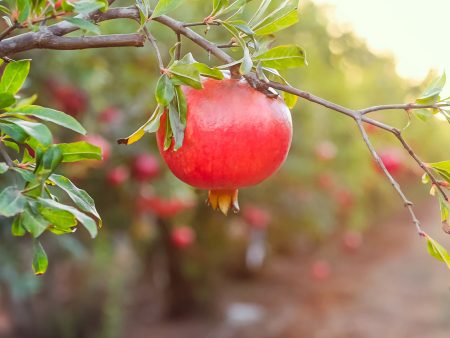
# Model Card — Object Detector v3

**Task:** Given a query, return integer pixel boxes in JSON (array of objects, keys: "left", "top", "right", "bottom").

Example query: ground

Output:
[{"left": 127, "top": 198, "right": 450, "bottom": 338}]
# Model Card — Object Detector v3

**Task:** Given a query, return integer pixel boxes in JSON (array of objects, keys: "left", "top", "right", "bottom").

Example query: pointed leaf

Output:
[
  {"left": 152, "top": 0, "right": 184, "bottom": 18},
  {"left": 0, "top": 187, "right": 26, "bottom": 217},
  {"left": 254, "top": 45, "right": 306, "bottom": 69},
  {"left": 253, "top": 8, "right": 299, "bottom": 36},
  {"left": 155, "top": 74, "right": 175, "bottom": 106},
  {"left": 8, "top": 105, "right": 86, "bottom": 134},
  {"left": 57, "top": 141, "right": 101, "bottom": 162},
  {"left": 32, "top": 241, "right": 48, "bottom": 275},
  {"left": 416, "top": 72, "right": 446, "bottom": 104},
  {"left": 0, "top": 60, "right": 30, "bottom": 94},
  {"left": 64, "top": 17, "right": 100, "bottom": 34}
]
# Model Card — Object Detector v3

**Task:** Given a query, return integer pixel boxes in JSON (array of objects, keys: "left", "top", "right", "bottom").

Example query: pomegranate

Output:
[
  {"left": 170, "top": 226, "right": 195, "bottom": 249},
  {"left": 137, "top": 195, "right": 194, "bottom": 218},
  {"left": 341, "top": 230, "right": 363, "bottom": 252},
  {"left": 242, "top": 205, "right": 271, "bottom": 229},
  {"left": 131, "top": 154, "right": 160, "bottom": 182},
  {"left": 46, "top": 79, "right": 87, "bottom": 118},
  {"left": 107, "top": 166, "right": 129, "bottom": 186},
  {"left": 310, "top": 260, "right": 331, "bottom": 281},
  {"left": 99, "top": 106, "right": 121, "bottom": 124},
  {"left": 157, "top": 78, "right": 292, "bottom": 214},
  {"left": 378, "top": 149, "right": 403, "bottom": 175},
  {"left": 314, "top": 140, "right": 337, "bottom": 161}
]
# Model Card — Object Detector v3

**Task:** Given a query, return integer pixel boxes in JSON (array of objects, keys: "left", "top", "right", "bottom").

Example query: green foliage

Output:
[
  {"left": 425, "top": 233, "right": 450, "bottom": 270},
  {"left": 0, "top": 60, "right": 101, "bottom": 274}
]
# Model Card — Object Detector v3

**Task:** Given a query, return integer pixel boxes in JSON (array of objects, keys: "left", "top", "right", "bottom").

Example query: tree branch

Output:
[
  {"left": 36, "top": 33, "right": 145, "bottom": 50},
  {"left": 0, "top": 4, "right": 446, "bottom": 234},
  {"left": 361, "top": 102, "right": 450, "bottom": 115},
  {"left": 0, "top": 142, "right": 15, "bottom": 167}
]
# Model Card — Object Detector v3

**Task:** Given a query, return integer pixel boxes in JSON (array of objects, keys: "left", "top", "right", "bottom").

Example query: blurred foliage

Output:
[{"left": 0, "top": 0, "right": 449, "bottom": 337}]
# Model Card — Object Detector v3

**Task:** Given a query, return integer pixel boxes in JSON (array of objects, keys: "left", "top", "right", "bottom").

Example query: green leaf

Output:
[
  {"left": 216, "top": 0, "right": 252, "bottom": 18},
  {"left": 11, "top": 216, "right": 26, "bottom": 236},
  {"left": 0, "top": 92, "right": 15, "bottom": 109},
  {"left": 32, "top": 241, "right": 48, "bottom": 275},
  {"left": 0, "top": 162, "right": 8, "bottom": 174},
  {"left": 253, "top": 8, "right": 299, "bottom": 36},
  {"left": 428, "top": 161, "right": 450, "bottom": 183},
  {"left": 49, "top": 174, "right": 102, "bottom": 226},
  {"left": 211, "top": 0, "right": 229, "bottom": 16},
  {"left": 135, "top": 0, "right": 151, "bottom": 25},
  {"left": 12, "top": 167, "right": 35, "bottom": 182},
  {"left": 0, "top": 122, "right": 28, "bottom": 142},
  {"left": 64, "top": 17, "right": 100, "bottom": 34},
  {"left": 0, "top": 60, "right": 30, "bottom": 94},
  {"left": 37, "top": 198, "right": 98, "bottom": 238},
  {"left": 169, "top": 63, "right": 202, "bottom": 89},
  {"left": 414, "top": 109, "right": 433, "bottom": 121},
  {"left": 155, "top": 74, "right": 175, "bottom": 106},
  {"left": 248, "top": 0, "right": 272, "bottom": 25},
  {"left": 174, "top": 85, "right": 187, "bottom": 125},
  {"left": 72, "top": 0, "right": 105, "bottom": 14},
  {"left": 117, "top": 106, "right": 162, "bottom": 145},
  {"left": 16, "top": 0, "right": 31, "bottom": 23},
  {"left": 254, "top": 45, "right": 306, "bottom": 69},
  {"left": 40, "top": 207, "right": 77, "bottom": 233},
  {"left": 22, "top": 206, "right": 49, "bottom": 238},
  {"left": 0, "top": 187, "right": 26, "bottom": 217},
  {"left": 57, "top": 141, "right": 101, "bottom": 162},
  {"left": 240, "top": 46, "right": 253, "bottom": 75},
  {"left": 416, "top": 72, "right": 446, "bottom": 104},
  {"left": 263, "top": 67, "right": 298, "bottom": 108},
  {"left": 35, "top": 145, "right": 63, "bottom": 177},
  {"left": 193, "top": 63, "right": 224, "bottom": 80},
  {"left": 7, "top": 105, "right": 86, "bottom": 134},
  {"left": 152, "top": 0, "right": 184, "bottom": 18},
  {"left": 163, "top": 113, "right": 173, "bottom": 151},
  {"left": 3, "top": 118, "right": 52, "bottom": 146},
  {"left": 425, "top": 234, "right": 450, "bottom": 270},
  {"left": 168, "top": 101, "right": 185, "bottom": 151},
  {"left": 3, "top": 140, "right": 19, "bottom": 153}
]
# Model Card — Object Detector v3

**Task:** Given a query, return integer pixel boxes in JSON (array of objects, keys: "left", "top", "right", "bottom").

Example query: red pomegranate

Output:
[
  {"left": 46, "top": 79, "right": 87, "bottom": 118},
  {"left": 131, "top": 154, "right": 160, "bottom": 182},
  {"left": 170, "top": 226, "right": 195, "bottom": 249},
  {"left": 378, "top": 149, "right": 403, "bottom": 175},
  {"left": 243, "top": 205, "right": 271, "bottom": 229},
  {"left": 107, "top": 166, "right": 129, "bottom": 186},
  {"left": 137, "top": 195, "right": 194, "bottom": 218},
  {"left": 157, "top": 78, "right": 292, "bottom": 214},
  {"left": 310, "top": 260, "right": 331, "bottom": 281}
]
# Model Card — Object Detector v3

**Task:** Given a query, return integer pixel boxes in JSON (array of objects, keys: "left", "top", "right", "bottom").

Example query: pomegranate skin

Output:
[{"left": 156, "top": 78, "right": 293, "bottom": 190}]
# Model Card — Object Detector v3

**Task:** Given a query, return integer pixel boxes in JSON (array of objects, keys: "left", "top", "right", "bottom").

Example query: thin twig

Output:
[
  {"left": 361, "top": 102, "right": 450, "bottom": 115},
  {"left": 182, "top": 22, "right": 219, "bottom": 27},
  {"left": 354, "top": 117, "right": 424, "bottom": 234},
  {"left": 0, "top": 24, "right": 17, "bottom": 41},
  {"left": 143, "top": 26, "right": 164, "bottom": 70}
]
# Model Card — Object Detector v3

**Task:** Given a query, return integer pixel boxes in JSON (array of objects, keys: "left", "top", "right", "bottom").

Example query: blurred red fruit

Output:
[
  {"left": 314, "top": 140, "right": 337, "bottom": 161},
  {"left": 84, "top": 135, "right": 111, "bottom": 161},
  {"left": 366, "top": 123, "right": 378, "bottom": 134},
  {"left": 131, "top": 154, "right": 160, "bottom": 182},
  {"left": 137, "top": 195, "right": 194, "bottom": 218},
  {"left": 170, "top": 226, "right": 195, "bottom": 249},
  {"left": 317, "top": 173, "right": 335, "bottom": 190},
  {"left": 46, "top": 79, "right": 88, "bottom": 118},
  {"left": 98, "top": 106, "right": 121, "bottom": 124},
  {"left": 335, "top": 189, "right": 354, "bottom": 209},
  {"left": 242, "top": 205, "right": 271, "bottom": 229},
  {"left": 342, "top": 231, "right": 362, "bottom": 252},
  {"left": 107, "top": 166, "right": 129, "bottom": 186},
  {"left": 311, "top": 260, "right": 331, "bottom": 281},
  {"left": 378, "top": 149, "right": 403, "bottom": 175}
]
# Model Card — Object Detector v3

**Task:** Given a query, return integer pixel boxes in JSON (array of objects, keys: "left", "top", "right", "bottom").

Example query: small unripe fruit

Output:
[
  {"left": 170, "top": 226, "right": 195, "bottom": 248},
  {"left": 131, "top": 154, "right": 160, "bottom": 182}
]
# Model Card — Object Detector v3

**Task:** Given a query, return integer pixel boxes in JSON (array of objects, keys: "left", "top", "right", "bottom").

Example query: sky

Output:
[{"left": 310, "top": 0, "right": 450, "bottom": 82}]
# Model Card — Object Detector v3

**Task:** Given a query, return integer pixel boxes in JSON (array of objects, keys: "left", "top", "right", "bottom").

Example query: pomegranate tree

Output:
[{"left": 156, "top": 78, "right": 293, "bottom": 214}]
